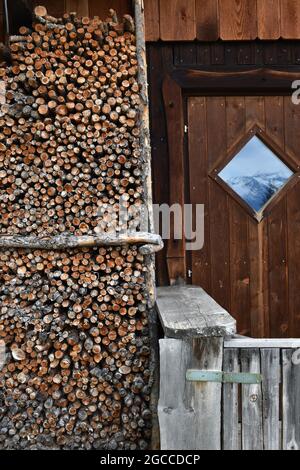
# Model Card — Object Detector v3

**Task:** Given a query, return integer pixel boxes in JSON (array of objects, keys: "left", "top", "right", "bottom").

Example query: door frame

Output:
[{"left": 162, "top": 68, "right": 300, "bottom": 284}]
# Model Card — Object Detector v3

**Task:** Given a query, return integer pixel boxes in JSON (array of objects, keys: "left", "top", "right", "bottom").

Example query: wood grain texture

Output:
[
  {"left": 0, "top": 232, "right": 162, "bottom": 250},
  {"left": 159, "top": 0, "right": 196, "bottom": 41},
  {"left": 268, "top": 199, "right": 289, "bottom": 338},
  {"left": 287, "top": 183, "right": 300, "bottom": 337},
  {"left": 207, "top": 97, "right": 227, "bottom": 172},
  {"left": 190, "top": 338, "right": 224, "bottom": 450},
  {"left": 261, "top": 349, "right": 280, "bottom": 450},
  {"left": 226, "top": 97, "right": 250, "bottom": 335},
  {"left": 223, "top": 348, "right": 241, "bottom": 450},
  {"left": 148, "top": 46, "right": 172, "bottom": 286},
  {"left": 158, "top": 338, "right": 194, "bottom": 450},
  {"left": 196, "top": 0, "right": 219, "bottom": 41},
  {"left": 265, "top": 96, "right": 284, "bottom": 149},
  {"left": 89, "top": 0, "right": 133, "bottom": 19},
  {"left": 246, "top": 98, "right": 267, "bottom": 337},
  {"left": 186, "top": 92, "right": 300, "bottom": 337},
  {"left": 226, "top": 96, "right": 246, "bottom": 149},
  {"left": 249, "top": 220, "right": 268, "bottom": 338},
  {"left": 229, "top": 202, "right": 250, "bottom": 336},
  {"left": 65, "top": 0, "right": 89, "bottom": 16},
  {"left": 163, "top": 74, "right": 186, "bottom": 282},
  {"left": 282, "top": 349, "right": 300, "bottom": 450},
  {"left": 172, "top": 68, "right": 300, "bottom": 94},
  {"left": 207, "top": 98, "right": 231, "bottom": 311},
  {"left": 257, "top": 0, "right": 280, "bottom": 39},
  {"left": 174, "top": 43, "right": 197, "bottom": 66},
  {"left": 284, "top": 96, "right": 300, "bottom": 166},
  {"left": 225, "top": 338, "right": 300, "bottom": 348},
  {"left": 241, "top": 349, "right": 263, "bottom": 450},
  {"left": 219, "top": 0, "right": 258, "bottom": 40},
  {"left": 209, "top": 181, "right": 231, "bottom": 311},
  {"left": 32, "top": 0, "right": 66, "bottom": 18},
  {"left": 0, "top": 5, "right": 154, "bottom": 450},
  {"left": 156, "top": 285, "right": 236, "bottom": 339},
  {"left": 21, "top": 0, "right": 300, "bottom": 42},
  {"left": 188, "top": 97, "right": 211, "bottom": 292},
  {"left": 245, "top": 97, "right": 265, "bottom": 131},
  {"left": 144, "top": 0, "right": 160, "bottom": 41},
  {"left": 158, "top": 337, "right": 224, "bottom": 450},
  {"left": 149, "top": 44, "right": 300, "bottom": 333},
  {"left": 280, "top": 0, "right": 300, "bottom": 39}
]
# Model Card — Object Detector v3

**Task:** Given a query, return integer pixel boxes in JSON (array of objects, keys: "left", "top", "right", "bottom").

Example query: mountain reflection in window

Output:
[{"left": 218, "top": 136, "right": 294, "bottom": 212}]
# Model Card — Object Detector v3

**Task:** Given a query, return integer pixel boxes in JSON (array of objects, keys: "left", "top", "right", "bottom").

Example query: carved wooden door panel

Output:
[{"left": 188, "top": 96, "right": 300, "bottom": 338}]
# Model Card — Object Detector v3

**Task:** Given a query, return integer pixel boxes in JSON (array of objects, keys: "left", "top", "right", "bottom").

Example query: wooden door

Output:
[{"left": 187, "top": 96, "right": 300, "bottom": 338}]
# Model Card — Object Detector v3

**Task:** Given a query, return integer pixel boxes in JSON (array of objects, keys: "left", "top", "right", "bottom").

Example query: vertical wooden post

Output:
[
  {"left": 134, "top": 0, "right": 156, "bottom": 304},
  {"left": 249, "top": 220, "right": 268, "bottom": 337},
  {"left": 223, "top": 348, "right": 240, "bottom": 450},
  {"left": 162, "top": 75, "right": 186, "bottom": 284},
  {"left": 158, "top": 337, "right": 224, "bottom": 450},
  {"left": 241, "top": 349, "right": 263, "bottom": 450},
  {"left": 134, "top": 0, "right": 160, "bottom": 449},
  {"left": 282, "top": 349, "right": 300, "bottom": 450},
  {"left": 261, "top": 349, "right": 280, "bottom": 450},
  {"left": 157, "top": 286, "right": 236, "bottom": 450}
]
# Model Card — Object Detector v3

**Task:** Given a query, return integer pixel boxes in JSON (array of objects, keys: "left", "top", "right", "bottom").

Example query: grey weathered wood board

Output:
[
  {"left": 261, "top": 349, "right": 280, "bottom": 450},
  {"left": 157, "top": 286, "right": 236, "bottom": 339},
  {"left": 225, "top": 338, "right": 300, "bottom": 349},
  {"left": 241, "top": 349, "right": 263, "bottom": 450},
  {"left": 158, "top": 337, "right": 223, "bottom": 450},
  {"left": 282, "top": 349, "right": 300, "bottom": 450},
  {"left": 223, "top": 348, "right": 240, "bottom": 450}
]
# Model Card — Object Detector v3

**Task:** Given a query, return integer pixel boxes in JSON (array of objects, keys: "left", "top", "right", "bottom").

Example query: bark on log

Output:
[
  {"left": 0, "top": 3, "right": 155, "bottom": 452},
  {"left": 0, "top": 232, "right": 162, "bottom": 250}
]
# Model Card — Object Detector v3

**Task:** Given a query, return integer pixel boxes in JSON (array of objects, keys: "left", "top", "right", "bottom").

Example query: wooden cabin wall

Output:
[
  {"left": 5, "top": 1, "right": 300, "bottom": 42},
  {"left": 147, "top": 41, "right": 300, "bottom": 286},
  {"left": 3, "top": 1, "right": 300, "bottom": 289},
  {"left": 31, "top": 0, "right": 133, "bottom": 21}
]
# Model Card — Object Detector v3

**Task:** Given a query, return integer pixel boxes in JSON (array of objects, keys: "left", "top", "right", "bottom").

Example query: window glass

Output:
[{"left": 218, "top": 136, "right": 294, "bottom": 212}]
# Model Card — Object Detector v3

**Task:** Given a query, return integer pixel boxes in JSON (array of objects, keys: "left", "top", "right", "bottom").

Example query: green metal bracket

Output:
[{"left": 186, "top": 369, "right": 262, "bottom": 384}]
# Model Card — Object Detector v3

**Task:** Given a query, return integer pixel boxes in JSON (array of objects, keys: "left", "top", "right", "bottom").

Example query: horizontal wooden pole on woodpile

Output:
[{"left": 0, "top": 232, "right": 163, "bottom": 250}]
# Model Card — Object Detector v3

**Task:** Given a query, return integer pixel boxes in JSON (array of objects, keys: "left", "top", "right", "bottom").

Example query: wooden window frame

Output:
[{"left": 210, "top": 124, "right": 300, "bottom": 223}]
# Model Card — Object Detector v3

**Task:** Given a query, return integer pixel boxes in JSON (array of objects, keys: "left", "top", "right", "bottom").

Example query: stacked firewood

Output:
[
  {"left": 0, "top": 6, "right": 152, "bottom": 450},
  {"left": 0, "top": 5, "right": 143, "bottom": 236},
  {"left": 0, "top": 247, "right": 151, "bottom": 450}
]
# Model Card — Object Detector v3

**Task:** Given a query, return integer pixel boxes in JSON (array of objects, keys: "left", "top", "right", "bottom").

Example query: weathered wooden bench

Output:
[{"left": 156, "top": 286, "right": 300, "bottom": 450}]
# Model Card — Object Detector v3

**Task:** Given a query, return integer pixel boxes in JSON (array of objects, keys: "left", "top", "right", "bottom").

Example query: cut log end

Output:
[
  {"left": 34, "top": 5, "right": 48, "bottom": 17},
  {"left": 0, "top": 3, "right": 155, "bottom": 452}
]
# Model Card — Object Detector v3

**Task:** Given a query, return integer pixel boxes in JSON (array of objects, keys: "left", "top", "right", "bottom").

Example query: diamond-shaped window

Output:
[{"left": 218, "top": 135, "right": 294, "bottom": 214}]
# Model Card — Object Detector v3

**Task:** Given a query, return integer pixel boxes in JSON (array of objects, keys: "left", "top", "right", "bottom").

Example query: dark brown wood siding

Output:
[
  {"left": 186, "top": 95, "right": 300, "bottom": 338},
  {"left": 147, "top": 41, "right": 300, "bottom": 288},
  {"left": 7, "top": 1, "right": 300, "bottom": 42}
]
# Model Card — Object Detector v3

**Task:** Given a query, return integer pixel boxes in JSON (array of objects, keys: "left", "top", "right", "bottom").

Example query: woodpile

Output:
[
  {"left": 0, "top": 6, "right": 153, "bottom": 450},
  {"left": 0, "top": 6, "right": 143, "bottom": 236}
]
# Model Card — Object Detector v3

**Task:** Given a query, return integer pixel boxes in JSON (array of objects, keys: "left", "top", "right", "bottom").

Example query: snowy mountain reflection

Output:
[{"left": 218, "top": 136, "right": 294, "bottom": 212}]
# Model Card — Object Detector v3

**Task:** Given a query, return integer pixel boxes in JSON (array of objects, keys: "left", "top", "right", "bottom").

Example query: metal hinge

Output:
[
  {"left": 184, "top": 124, "right": 188, "bottom": 134},
  {"left": 186, "top": 370, "right": 262, "bottom": 384}
]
